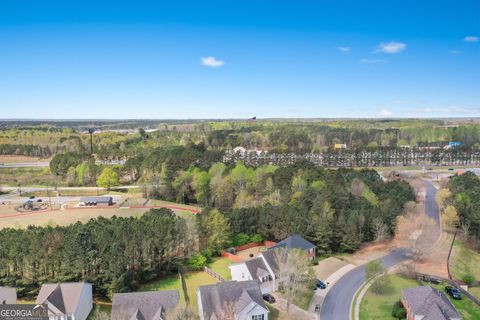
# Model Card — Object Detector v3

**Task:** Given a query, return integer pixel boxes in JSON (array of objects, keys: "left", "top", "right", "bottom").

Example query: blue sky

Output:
[{"left": 0, "top": 0, "right": 479, "bottom": 119}]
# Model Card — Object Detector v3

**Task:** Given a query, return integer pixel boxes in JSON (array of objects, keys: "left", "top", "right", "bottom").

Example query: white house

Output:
[
  {"left": 229, "top": 250, "right": 279, "bottom": 294},
  {"left": 0, "top": 287, "right": 16, "bottom": 304},
  {"left": 198, "top": 280, "right": 268, "bottom": 320},
  {"left": 35, "top": 282, "right": 93, "bottom": 320}
]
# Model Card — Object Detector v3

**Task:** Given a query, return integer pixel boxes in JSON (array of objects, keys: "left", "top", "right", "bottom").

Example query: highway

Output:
[
  {"left": 319, "top": 180, "right": 440, "bottom": 320},
  {"left": 0, "top": 162, "right": 50, "bottom": 168}
]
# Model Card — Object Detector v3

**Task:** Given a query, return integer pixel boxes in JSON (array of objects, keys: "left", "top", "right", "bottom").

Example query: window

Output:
[{"left": 252, "top": 315, "right": 264, "bottom": 320}]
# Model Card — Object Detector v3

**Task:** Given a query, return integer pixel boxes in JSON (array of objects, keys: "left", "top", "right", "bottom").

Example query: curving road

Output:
[{"left": 319, "top": 180, "right": 440, "bottom": 320}]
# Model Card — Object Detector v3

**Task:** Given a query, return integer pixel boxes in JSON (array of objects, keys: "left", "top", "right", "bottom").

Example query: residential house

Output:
[
  {"left": 402, "top": 286, "right": 461, "bottom": 320},
  {"left": 269, "top": 234, "right": 316, "bottom": 260},
  {"left": 229, "top": 250, "right": 279, "bottom": 294},
  {"left": 111, "top": 290, "right": 179, "bottom": 320},
  {"left": 198, "top": 280, "right": 268, "bottom": 320},
  {"left": 35, "top": 282, "right": 93, "bottom": 320},
  {"left": 0, "top": 287, "right": 16, "bottom": 304}
]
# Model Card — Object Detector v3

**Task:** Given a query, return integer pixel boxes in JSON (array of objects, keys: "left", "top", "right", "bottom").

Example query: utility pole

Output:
[{"left": 88, "top": 128, "right": 95, "bottom": 155}]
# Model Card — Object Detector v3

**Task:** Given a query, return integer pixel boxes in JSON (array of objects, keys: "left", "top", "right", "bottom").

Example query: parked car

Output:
[
  {"left": 262, "top": 293, "right": 275, "bottom": 303},
  {"left": 37, "top": 199, "right": 43, "bottom": 202},
  {"left": 445, "top": 286, "right": 462, "bottom": 300},
  {"left": 423, "top": 276, "right": 440, "bottom": 284},
  {"left": 29, "top": 196, "right": 35, "bottom": 199},
  {"left": 315, "top": 279, "right": 327, "bottom": 289}
]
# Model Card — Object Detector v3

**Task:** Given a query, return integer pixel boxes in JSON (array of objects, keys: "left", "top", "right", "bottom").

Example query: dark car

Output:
[
  {"left": 448, "top": 168, "right": 455, "bottom": 171},
  {"left": 29, "top": 195, "right": 35, "bottom": 199},
  {"left": 445, "top": 286, "right": 462, "bottom": 300},
  {"left": 37, "top": 199, "right": 43, "bottom": 202},
  {"left": 423, "top": 276, "right": 440, "bottom": 284},
  {"left": 315, "top": 279, "right": 327, "bottom": 289},
  {"left": 262, "top": 293, "right": 276, "bottom": 303}
]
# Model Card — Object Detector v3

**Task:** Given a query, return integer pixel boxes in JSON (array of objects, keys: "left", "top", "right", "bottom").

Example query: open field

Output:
[
  {"left": 0, "top": 155, "right": 51, "bottom": 163},
  {"left": 208, "top": 257, "right": 232, "bottom": 280},
  {"left": 451, "top": 238, "right": 480, "bottom": 282},
  {"left": 359, "top": 274, "right": 480, "bottom": 320},
  {"left": 0, "top": 167, "right": 52, "bottom": 187},
  {"left": 314, "top": 257, "right": 349, "bottom": 280}
]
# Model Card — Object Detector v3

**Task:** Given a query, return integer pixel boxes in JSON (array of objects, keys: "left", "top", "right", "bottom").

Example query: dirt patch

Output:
[
  {"left": 341, "top": 241, "right": 393, "bottom": 266},
  {"left": 235, "top": 246, "right": 267, "bottom": 260},
  {"left": 314, "top": 257, "right": 348, "bottom": 280}
]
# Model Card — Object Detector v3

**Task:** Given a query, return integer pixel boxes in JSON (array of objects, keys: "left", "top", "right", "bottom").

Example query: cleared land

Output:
[
  {"left": 359, "top": 274, "right": 480, "bottom": 320},
  {"left": 0, "top": 155, "right": 50, "bottom": 163},
  {"left": 235, "top": 246, "right": 267, "bottom": 260},
  {"left": 451, "top": 238, "right": 480, "bottom": 282},
  {"left": 314, "top": 257, "right": 348, "bottom": 281}
]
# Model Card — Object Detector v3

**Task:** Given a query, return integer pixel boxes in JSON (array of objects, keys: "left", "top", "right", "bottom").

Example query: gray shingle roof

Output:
[
  {"left": 198, "top": 280, "right": 267, "bottom": 320},
  {"left": 111, "top": 291, "right": 179, "bottom": 320},
  {"left": 35, "top": 282, "right": 91, "bottom": 314},
  {"left": 79, "top": 196, "right": 113, "bottom": 203},
  {"left": 0, "top": 287, "right": 16, "bottom": 304},
  {"left": 245, "top": 257, "right": 270, "bottom": 279},
  {"left": 269, "top": 234, "right": 316, "bottom": 251},
  {"left": 260, "top": 250, "right": 280, "bottom": 275},
  {"left": 403, "top": 286, "right": 461, "bottom": 320}
]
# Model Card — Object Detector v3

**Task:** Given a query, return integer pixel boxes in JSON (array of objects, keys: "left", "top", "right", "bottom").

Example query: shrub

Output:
[
  {"left": 391, "top": 300, "right": 406, "bottom": 319},
  {"left": 187, "top": 254, "right": 207, "bottom": 271},
  {"left": 462, "top": 274, "right": 475, "bottom": 286},
  {"left": 232, "top": 233, "right": 250, "bottom": 247},
  {"left": 250, "top": 234, "right": 263, "bottom": 243}
]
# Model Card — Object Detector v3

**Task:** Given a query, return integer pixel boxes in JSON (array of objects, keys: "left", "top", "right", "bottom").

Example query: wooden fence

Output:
[{"left": 204, "top": 266, "right": 225, "bottom": 282}]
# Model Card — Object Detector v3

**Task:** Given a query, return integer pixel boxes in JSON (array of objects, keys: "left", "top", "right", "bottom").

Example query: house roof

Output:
[
  {"left": 245, "top": 257, "right": 270, "bottom": 279},
  {"left": 260, "top": 250, "right": 280, "bottom": 274},
  {"left": 35, "top": 282, "right": 91, "bottom": 314},
  {"left": 198, "top": 280, "right": 267, "bottom": 320},
  {"left": 111, "top": 290, "right": 179, "bottom": 320},
  {"left": 269, "top": 234, "right": 316, "bottom": 251},
  {"left": 0, "top": 287, "right": 16, "bottom": 303},
  {"left": 403, "top": 286, "right": 461, "bottom": 320},
  {"left": 79, "top": 196, "right": 112, "bottom": 203}
]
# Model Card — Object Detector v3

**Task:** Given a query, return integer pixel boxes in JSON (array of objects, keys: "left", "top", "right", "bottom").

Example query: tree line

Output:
[{"left": 0, "top": 209, "right": 193, "bottom": 299}]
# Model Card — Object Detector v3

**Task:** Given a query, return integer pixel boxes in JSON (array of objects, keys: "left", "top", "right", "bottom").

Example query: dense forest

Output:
[
  {"left": 2, "top": 119, "right": 480, "bottom": 158},
  {"left": 448, "top": 172, "right": 480, "bottom": 246},
  {"left": 0, "top": 209, "right": 194, "bottom": 299}
]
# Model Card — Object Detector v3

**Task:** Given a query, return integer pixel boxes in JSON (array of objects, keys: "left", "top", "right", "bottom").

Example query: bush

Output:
[
  {"left": 462, "top": 274, "right": 475, "bottom": 286},
  {"left": 187, "top": 254, "right": 207, "bottom": 271},
  {"left": 391, "top": 300, "right": 406, "bottom": 319},
  {"left": 232, "top": 233, "right": 250, "bottom": 247},
  {"left": 250, "top": 234, "right": 263, "bottom": 243}
]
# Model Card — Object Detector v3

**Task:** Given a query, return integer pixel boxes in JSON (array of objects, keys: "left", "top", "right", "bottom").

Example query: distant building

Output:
[
  {"left": 233, "top": 146, "right": 247, "bottom": 154},
  {"left": 269, "top": 234, "right": 316, "bottom": 260},
  {"left": 334, "top": 143, "right": 347, "bottom": 149},
  {"left": 0, "top": 287, "right": 16, "bottom": 304},
  {"left": 198, "top": 280, "right": 268, "bottom": 320},
  {"left": 402, "top": 286, "right": 461, "bottom": 320},
  {"left": 36, "top": 282, "right": 93, "bottom": 320},
  {"left": 111, "top": 290, "right": 179, "bottom": 320},
  {"left": 444, "top": 141, "right": 462, "bottom": 150},
  {"left": 79, "top": 196, "right": 113, "bottom": 207}
]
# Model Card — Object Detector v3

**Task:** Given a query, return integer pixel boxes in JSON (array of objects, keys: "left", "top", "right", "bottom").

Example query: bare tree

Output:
[
  {"left": 275, "top": 248, "right": 315, "bottom": 313},
  {"left": 372, "top": 217, "right": 389, "bottom": 241},
  {"left": 396, "top": 210, "right": 437, "bottom": 261}
]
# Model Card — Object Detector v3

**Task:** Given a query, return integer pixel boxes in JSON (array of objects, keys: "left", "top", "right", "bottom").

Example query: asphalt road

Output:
[
  {"left": 319, "top": 180, "right": 440, "bottom": 320},
  {"left": 0, "top": 162, "right": 50, "bottom": 168}
]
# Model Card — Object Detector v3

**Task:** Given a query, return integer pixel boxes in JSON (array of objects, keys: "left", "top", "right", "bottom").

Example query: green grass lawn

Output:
[
  {"left": 469, "top": 287, "right": 480, "bottom": 300},
  {"left": 267, "top": 303, "right": 287, "bottom": 320},
  {"left": 451, "top": 239, "right": 480, "bottom": 282},
  {"left": 88, "top": 303, "right": 112, "bottom": 320},
  {"left": 292, "top": 288, "right": 315, "bottom": 311},
  {"left": 360, "top": 274, "right": 480, "bottom": 320},
  {"left": 139, "top": 270, "right": 218, "bottom": 308},
  {"left": 208, "top": 257, "right": 232, "bottom": 280}
]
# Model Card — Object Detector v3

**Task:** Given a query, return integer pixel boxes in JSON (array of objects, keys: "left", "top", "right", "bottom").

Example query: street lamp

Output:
[{"left": 88, "top": 128, "right": 95, "bottom": 155}]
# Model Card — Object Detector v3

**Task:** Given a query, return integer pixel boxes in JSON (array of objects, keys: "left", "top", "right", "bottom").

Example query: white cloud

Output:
[
  {"left": 375, "top": 41, "right": 407, "bottom": 54},
  {"left": 360, "top": 58, "right": 386, "bottom": 64},
  {"left": 201, "top": 56, "right": 225, "bottom": 68},
  {"left": 338, "top": 47, "right": 352, "bottom": 53},
  {"left": 464, "top": 36, "right": 478, "bottom": 43},
  {"left": 379, "top": 109, "right": 393, "bottom": 116}
]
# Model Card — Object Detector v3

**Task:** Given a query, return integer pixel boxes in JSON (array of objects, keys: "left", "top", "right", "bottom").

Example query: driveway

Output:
[{"left": 319, "top": 180, "right": 440, "bottom": 320}]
